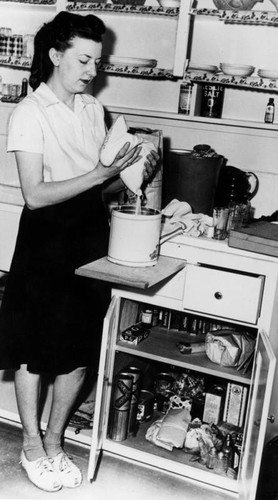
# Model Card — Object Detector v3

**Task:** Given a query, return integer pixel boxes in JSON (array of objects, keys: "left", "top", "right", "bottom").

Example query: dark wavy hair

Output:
[{"left": 29, "top": 11, "right": 105, "bottom": 91}]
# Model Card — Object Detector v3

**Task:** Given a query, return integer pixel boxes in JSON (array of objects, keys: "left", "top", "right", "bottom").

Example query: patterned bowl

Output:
[{"left": 213, "top": 0, "right": 263, "bottom": 9}]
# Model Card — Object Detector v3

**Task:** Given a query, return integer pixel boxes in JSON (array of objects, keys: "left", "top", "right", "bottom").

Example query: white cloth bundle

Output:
[
  {"left": 161, "top": 199, "right": 214, "bottom": 240},
  {"left": 100, "top": 115, "right": 157, "bottom": 195}
]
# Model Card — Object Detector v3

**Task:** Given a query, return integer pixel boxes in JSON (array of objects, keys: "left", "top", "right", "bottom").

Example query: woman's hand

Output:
[{"left": 98, "top": 141, "right": 142, "bottom": 182}]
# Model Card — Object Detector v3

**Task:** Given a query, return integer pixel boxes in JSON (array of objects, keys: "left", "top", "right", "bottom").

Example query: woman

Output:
[{"left": 0, "top": 11, "right": 158, "bottom": 492}]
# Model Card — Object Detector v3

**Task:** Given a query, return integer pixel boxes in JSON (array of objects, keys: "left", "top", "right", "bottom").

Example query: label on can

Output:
[
  {"left": 137, "top": 390, "right": 154, "bottom": 422},
  {"left": 110, "top": 373, "right": 133, "bottom": 442},
  {"left": 200, "top": 84, "right": 225, "bottom": 118},
  {"left": 113, "top": 374, "right": 133, "bottom": 410}
]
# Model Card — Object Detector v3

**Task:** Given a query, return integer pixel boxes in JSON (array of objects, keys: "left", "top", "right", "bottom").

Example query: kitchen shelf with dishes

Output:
[
  {"left": 185, "top": 70, "right": 278, "bottom": 93},
  {"left": 190, "top": 8, "right": 278, "bottom": 26},
  {"left": 66, "top": 1, "right": 179, "bottom": 16},
  {"left": 98, "top": 62, "right": 174, "bottom": 79}
]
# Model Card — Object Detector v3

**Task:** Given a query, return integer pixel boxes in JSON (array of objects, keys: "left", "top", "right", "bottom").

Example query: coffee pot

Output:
[{"left": 214, "top": 165, "right": 259, "bottom": 206}]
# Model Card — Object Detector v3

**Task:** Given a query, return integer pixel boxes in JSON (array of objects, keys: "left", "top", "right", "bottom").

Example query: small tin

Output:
[
  {"left": 110, "top": 373, "right": 133, "bottom": 442},
  {"left": 137, "top": 390, "right": 154, "bottom": 422},
  {"left": 141, "top": 309, "right": 153, "bottom": 325}
]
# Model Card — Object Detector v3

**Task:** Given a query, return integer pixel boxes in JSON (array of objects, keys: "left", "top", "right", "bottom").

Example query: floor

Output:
[{"left": 0, "top": 420, "right": 238, "bottom": 500}]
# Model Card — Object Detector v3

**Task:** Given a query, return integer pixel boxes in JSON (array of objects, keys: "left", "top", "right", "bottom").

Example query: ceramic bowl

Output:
[
  {"left": 220, "top": 63, "right": 255, "bottom": 77},
  {"left": 213, "top": 0, "right": 261, "bottom": 9},
  {"left": 258, "top": 69, "right": 278, "bottom": 79},
  {"left": 111, "top": 0, "right": 145, "bottom": 5},
  {"left": 157, "top": 0, "right": 180, "bottom": 7}
]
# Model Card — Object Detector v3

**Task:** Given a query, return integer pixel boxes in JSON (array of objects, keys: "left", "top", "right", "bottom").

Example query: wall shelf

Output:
[
  {"left": 190, "top": 8, "right": 278, "bottom": 26},
  {"left": 0, "top": 57, "right": 175, "bottom": 79},
  {"left": 0, "top": 56, "right": 31, "bottom": 70},
  {"left": 0, "top": 0, "right": 56, "bottom": 4},
  {"left": 186, "top": 70, "right": 278, "bottom": 93},
  {"left": 66, "top": 2, "right": 179, "bottom": 16},
  {"left": 98, "top": 62, "right": 174, "bottom": 79}
]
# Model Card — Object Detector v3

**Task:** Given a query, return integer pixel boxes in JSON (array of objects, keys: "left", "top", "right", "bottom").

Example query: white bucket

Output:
[{"left": 108, "top": 205, "right": 162, "bottom": 267}]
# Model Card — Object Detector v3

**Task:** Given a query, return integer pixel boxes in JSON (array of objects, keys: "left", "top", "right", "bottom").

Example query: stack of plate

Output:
[
  {"left": 258, "top": 68, "right": 278, "bottom": 79},
  {"left": 188, "top": 63, "right": 218, "bottom": 73},
  {"left": 101, "top": 56, "right": 157, "bottom": 68},
  {"left": 220, "top": 63, "right": 255, "bottom": 77}
]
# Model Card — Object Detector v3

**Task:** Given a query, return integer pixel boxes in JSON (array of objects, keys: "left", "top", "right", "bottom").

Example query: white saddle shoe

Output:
[
  {"left": 20, "top": 450, "right": 62, "bottom": 492},
  {"left": 52, "top": 452, "right": 82, "bottom": 488}
]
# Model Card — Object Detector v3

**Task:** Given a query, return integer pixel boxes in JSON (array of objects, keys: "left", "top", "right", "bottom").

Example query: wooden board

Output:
[
  {"left": 75, "top": 255, "right": 185, "bottom": 289},
  {"left": 228, "top": 221, "right": 278, "bottom": 257}
]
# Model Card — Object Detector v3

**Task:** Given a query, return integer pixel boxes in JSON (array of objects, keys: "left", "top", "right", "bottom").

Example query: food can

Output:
[
  {"left": 200, "top": 84, "right": 225, "bottom": 119},
  {"left": 110, "top": 373, "right": 133, "bottom": 442},
  {"left": 137, "top": 390, "right": 154, "bottom": 422},
  {"left": 154, "top": 372, "right": 175, "bottom": 394},
  {"left": 141, "top": 309, "right": 153, "bottom": 325},
  {"left": 156, "top": 389, "right": 175, "bottom": 413},
  {"left": 124, "top": 366, "right": 142, "bottom": 436}
]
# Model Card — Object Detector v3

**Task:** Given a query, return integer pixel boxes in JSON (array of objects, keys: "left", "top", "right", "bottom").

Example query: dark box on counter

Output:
[
  {"left": 228, "top": 221, "right": 278, "bottom": 258},
  {"left": 120, "top": 322, "right": 150, "bottom": 345}
]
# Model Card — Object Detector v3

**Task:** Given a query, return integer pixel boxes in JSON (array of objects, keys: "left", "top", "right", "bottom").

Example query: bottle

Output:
[
  {"left": 222, "top": 433, "right": 234, "bottom": 472},
  {"left": 206, "top": 446, "right": 217, "bottom": 469},
  {"left": 264, "top": 98, "right": 275, "bottom": 124},
  {"left": 178, "top": 82, "right": 192, "bottom": 115},
  {"left": 141, "top": 308, "right": 153, "bottom": 326},
  {"left": 21, "top": 78, "right": 28, "bottom": 98},
  {"left": 214, "top": 451, "right": 227, "bottom": 475}
]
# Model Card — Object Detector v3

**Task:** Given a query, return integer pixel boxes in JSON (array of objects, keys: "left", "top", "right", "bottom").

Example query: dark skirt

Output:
[{"left": 0, "top": 187, "right": 111, "bottom": 375}]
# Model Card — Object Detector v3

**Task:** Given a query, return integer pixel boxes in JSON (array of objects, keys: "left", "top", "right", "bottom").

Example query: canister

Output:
[
  {"left": 110, "top": 373, "right": 133, "bottom": 442},
  {"left": 137, "top": 390, "right": 154, "bottom": 422},
  {"left": 200, "top": 84, "right": 225, "bottom": 119},
  {"left": 108, "top": 205, "right": 161, "bottom": 267},
  {"left": 124, "top": 366, "right": 142, "bottom": 436}
]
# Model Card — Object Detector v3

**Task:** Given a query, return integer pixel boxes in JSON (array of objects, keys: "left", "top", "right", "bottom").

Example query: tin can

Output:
[
  {"left": 110, "top": 373, "right": 133, "bottom": 442},
  {"left": 178, "top": 82, "right": 192, "bottom": 115},
  {"left": 155, "top": 372, "right": 174, "bottom": 395},
  {"left": 200, "top": 84, "right": 225, "bottom": 119},
  {"left": 137, "top": 390, "right": 154, "bottom": 422},
  {"left": 124, "top": 366, "right": 142, "bottom": 436},
  {"left": 156, "top": 389, "right": 174, "bottom": 413},
  {"left": 141, "top": 309, "right": 153, "bottom": 326}
]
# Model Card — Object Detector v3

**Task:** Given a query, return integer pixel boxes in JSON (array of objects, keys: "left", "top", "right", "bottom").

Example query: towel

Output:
[{"left": 161, "top": 199, "right": 214, "bottom": 241}]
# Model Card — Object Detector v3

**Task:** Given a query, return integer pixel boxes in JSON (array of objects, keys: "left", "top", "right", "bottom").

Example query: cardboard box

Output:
[
  {"left": 223, "top": 383, "right": 248, "bottom": 428},
  {"left": 120, "top": 322, "right": 150, "bottom": 345},
  {"left": 228, "top": 221, "right": 278, "bottom": 257}
]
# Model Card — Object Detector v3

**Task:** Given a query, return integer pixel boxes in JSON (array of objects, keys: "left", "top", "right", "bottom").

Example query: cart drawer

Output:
[{"left": 183, "top": 265, "right": 263, "bottom": 324}]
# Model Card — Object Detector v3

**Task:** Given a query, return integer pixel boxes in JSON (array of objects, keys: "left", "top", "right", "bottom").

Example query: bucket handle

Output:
[{"left": 159, "top": 222, "right": 185, "bottom": 246}]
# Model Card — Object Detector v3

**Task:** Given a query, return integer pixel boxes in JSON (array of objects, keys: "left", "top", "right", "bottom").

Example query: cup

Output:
[
  {"left": 227, "top": 204, "right": 243, "bottom": 233},
  {"left": 213, "top": 207, "right": 230, "bottom": 240}
]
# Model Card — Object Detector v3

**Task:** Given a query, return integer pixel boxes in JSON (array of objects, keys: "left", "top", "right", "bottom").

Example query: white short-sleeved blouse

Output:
[{"left": 7, "top": 82, "right": 107, "bottom": 182}]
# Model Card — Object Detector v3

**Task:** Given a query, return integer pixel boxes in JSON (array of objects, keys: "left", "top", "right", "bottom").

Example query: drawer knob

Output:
[
  {"left": 268, "top": 415, "right": 275, "bottom": 424},
  {"left": 214, "top": 291, "right": 223, "bottom": 300}
]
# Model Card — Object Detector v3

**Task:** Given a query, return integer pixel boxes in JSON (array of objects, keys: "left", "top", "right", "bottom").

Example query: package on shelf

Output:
[{"left": 120, "top": 322, "right": 150, "bottom": 345}]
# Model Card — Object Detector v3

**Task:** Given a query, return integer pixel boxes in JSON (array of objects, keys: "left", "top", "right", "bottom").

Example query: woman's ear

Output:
[{"left": 49, "top": 48, "right": 60, "bottom": 67}]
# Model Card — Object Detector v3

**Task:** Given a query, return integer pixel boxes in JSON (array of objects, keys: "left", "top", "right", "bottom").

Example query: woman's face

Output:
[{"left": 51, "top": 36, "right": 102, "bottom": 94}]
